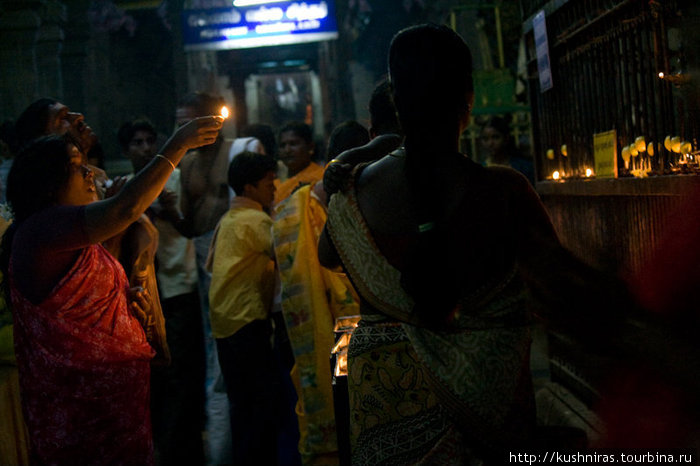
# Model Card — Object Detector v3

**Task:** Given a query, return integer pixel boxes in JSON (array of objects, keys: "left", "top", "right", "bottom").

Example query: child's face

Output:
[{"left": 247, "top": 171, "right": 276, "bottom": 209}]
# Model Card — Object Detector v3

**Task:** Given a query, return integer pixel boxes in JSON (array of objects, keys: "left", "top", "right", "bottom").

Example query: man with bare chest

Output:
[
  {"left": 175, "top": 92, "right": 234, "bottom": 465},
  {"left": 178, "top": 134, "right": 232, "bottom": 237}
]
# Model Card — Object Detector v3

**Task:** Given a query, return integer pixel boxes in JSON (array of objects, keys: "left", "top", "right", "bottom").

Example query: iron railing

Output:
[{"left": 523, "top": 0, "right": 694, "bottom": 181}]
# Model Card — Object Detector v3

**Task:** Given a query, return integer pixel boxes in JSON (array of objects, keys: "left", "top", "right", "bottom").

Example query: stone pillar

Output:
[
  {"left": 0, "top": 4, "right": 42, "bottom": 120},
  {"left": 35, "top": 1, "right": 66, "bottom": 100},
  {"left": 229, "top": 71, "right": 247, "bottom": 132},
  {"left": 61, "top": 0, "right": 90, "bottom": 113},
  {"left": 165, "top": 0, "right": 189, "bottom": 100},
  {"left": 319, "top": 35, "right": 356, "bottom": 129},
  {"left": 0, "top": 1, "right": 67, "bottom": 121},
  {"left": 186, "top": 50, "right": 219, "bottom": 94}
]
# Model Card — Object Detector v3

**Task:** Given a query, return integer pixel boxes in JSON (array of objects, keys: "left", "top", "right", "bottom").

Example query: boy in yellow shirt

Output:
[{"left": 208, "top": 151, "right": 284, "bottom": 465}]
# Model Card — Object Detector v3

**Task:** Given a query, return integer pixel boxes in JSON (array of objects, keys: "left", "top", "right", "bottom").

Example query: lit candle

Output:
[
  {"left": 629, "top": 145, "right": 638, "bottom": 171},
  {"left": 552, "top": 171, "right": 560, "bottom": 180},
  {"left": 664, "top": 135, "right": 673, "bottom": 152},
  {"left": 220, "top": 106, "right": 230, "bottom": 119},
  {"left": 621, "top": 145, "right": 631, "bottom": 169},
  {"left": 671, "top": 136, "right": 681, "bottom": 153},
  {"left": 585, "top": 168, "right": 593, "bottom": 177}
]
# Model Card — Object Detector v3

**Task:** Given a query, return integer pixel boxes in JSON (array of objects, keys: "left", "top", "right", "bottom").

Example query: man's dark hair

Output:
[
  {"left": 228, "top": 151, "right": 277, "bottom": 195},
  {"left": 117, "top": 118, "right": 157, "bottom": 151},
  {"left": 14, "top": 98, "right": 58, "bottom": 153},
  {"left": 481, "top": 115, "right": 511, "bottom": 138},
  {"left": 369, "top": 80, "right": 401, "bottom": 136},
  {"left": 327, "top": 120, "right": 370, "bottom": 161},
  {"left": 178, "top": 92, "right": 225, "bottom": 118},
  {"left": 241, "top": 123, "right": 277, "bottom": 159},
  {"left": 278, "top": 121, "right": 313, "bottom": 144}
]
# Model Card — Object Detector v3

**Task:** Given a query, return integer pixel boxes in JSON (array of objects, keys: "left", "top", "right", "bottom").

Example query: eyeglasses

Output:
[{"left": 72, "top": 164, "right": 94, "bottom": 179}]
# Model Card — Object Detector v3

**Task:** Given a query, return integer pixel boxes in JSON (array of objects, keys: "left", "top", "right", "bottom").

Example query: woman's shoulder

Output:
[
  {"left": 482, "top": 164, "right": 532, "bottom": 190},
  {"left": 355, "top": 157, "right": 413, "bottom": 210},
  {"left": 13, "top": 205, "right": 89, "bottom": 254},
  {"left": 357, "top": 152, "right": 404, "bottom": 183},
  {"left": 17, "top": 205, "right": 85, "bottom": 234}
]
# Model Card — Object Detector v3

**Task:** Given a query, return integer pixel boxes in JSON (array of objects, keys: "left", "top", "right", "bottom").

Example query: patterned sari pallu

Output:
[
  {"left": 274, "top": 184, "right": 359, "bottom": 463},
  {"left": 326, "top": 174, "right": 535, "bottom": 465},
  {"left": 11, "top": 244, "right": 155, "bottom": 465}
]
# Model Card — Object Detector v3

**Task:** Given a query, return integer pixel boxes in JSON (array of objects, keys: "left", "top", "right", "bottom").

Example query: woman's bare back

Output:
[{"left": 355, "top": 151, "right": 542, "bottom": 287}]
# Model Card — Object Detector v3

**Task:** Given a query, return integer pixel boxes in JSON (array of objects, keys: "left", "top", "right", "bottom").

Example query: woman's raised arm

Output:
[{"left": 84, "top": 116, "right": 222, "bottom": 243}]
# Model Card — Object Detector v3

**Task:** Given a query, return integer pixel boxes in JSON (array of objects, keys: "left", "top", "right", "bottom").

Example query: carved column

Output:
[
  {"left": 186, "top": 50, "right": 219, "bottom": 94},
  {"left": 0, "top": 1, "right": 67, "bottom": 120},
  {"left": 0, "top": 3, "right": 42, "bottom": 119},
  {"left": 60, "top": 0, "right": 90, "bottom": 113},
  {"left": 35, "top": 1, "right": 66, "bottom": 100}
]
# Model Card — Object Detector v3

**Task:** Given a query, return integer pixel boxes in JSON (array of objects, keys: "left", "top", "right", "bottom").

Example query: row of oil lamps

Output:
[
  {"left": 545, "top": 143, "right": 595, "bottom": 181},
  {"left": 545, "top": 135, "right": 696, "bottom": 181},
  {"left": 620, "top": 135, "right": 694, "bottom": 167}
]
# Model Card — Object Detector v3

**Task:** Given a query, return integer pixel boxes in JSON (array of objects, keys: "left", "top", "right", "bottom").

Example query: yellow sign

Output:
[{"left": 593, "top": 130, "right": 617, "bottom": 178}]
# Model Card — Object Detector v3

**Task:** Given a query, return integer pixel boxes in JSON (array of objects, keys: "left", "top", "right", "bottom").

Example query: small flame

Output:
[
  {"left": 220, "top": 106, "right": 230, "bottom": 119},
  {"left": 552, "top": 171, "right": 560, "bottom": 180},
  {"left": 585, "top": 168, "right": 593, "bottom": 177},
  {"left": 658, "top": 72, "right": 665, "bottom": 79},
  {"left": 335, "top": 351, "right": 348, "bottom": 377}
]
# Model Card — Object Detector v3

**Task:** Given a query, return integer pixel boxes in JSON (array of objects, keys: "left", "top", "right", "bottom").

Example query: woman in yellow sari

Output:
[{"left": 274, "top": 179, "right": 359, "bottom": 464}]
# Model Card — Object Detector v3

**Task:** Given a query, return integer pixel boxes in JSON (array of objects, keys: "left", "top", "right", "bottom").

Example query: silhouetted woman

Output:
[{"left": 319, "top": 24, "right": 624, "bottom": 464}]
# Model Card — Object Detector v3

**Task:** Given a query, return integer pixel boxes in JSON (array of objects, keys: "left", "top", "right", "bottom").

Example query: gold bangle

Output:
[
  {"left": 325, "top": 158, "right": 341, "bottom": 169},
  {"left": 155, "top": 154, "right": 176, "bottom": 172}
]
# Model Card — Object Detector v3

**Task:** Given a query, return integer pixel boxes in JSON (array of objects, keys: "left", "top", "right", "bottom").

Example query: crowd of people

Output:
[{"left": 0, "top": 21, "right": 683, "bottom": 466}]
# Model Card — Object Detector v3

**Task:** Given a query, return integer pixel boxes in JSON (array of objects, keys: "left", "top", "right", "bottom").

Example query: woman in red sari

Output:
[{"left": 1, "top": 116, "right": 221, "bottom": 465}]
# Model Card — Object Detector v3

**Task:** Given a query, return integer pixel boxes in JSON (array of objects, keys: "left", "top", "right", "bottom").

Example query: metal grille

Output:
[{"left": 525, "top": 0, "right": 690, "bottom": 181}]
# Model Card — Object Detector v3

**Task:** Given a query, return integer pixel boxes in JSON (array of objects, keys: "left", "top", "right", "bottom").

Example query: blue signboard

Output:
[
  {"left": 183, "top": 1, "right": 339, "bottom": 51},
  {"left": 533, "top": 10, "right": 553, "bottom": 92}
]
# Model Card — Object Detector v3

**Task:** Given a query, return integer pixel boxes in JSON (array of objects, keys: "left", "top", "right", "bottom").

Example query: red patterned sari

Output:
[{"left": 11, "top": 243, "right": 155, "bottom": 465}]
